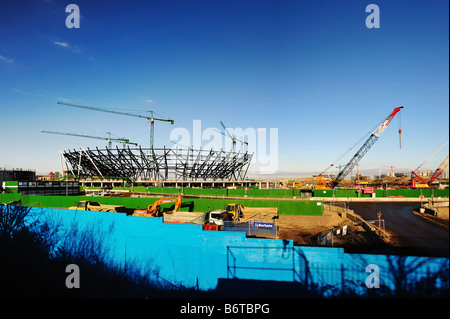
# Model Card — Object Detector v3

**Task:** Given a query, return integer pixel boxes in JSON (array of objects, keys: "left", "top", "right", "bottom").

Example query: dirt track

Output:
[
  {"left": 276, "top": 202, "right": 449, "bottom": 257},
  {"left": 349, "top": 202, "right": 449, "bottom": 257},
  {"left": 276, "top": 206, "right": 390, "bottom": 253}
]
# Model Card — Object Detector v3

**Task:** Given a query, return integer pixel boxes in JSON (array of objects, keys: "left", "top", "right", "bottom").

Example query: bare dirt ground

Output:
[{"left": 277, "top": 206, "right": 392, "bottom": 253}]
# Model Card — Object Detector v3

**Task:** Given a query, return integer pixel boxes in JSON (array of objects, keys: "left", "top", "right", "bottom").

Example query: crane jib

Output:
[
  {"left": 330, "top": 106, "right": 403, "bottom": 189},
  {"left": 57, "top": 101, "right": 174, "bottom": 150},
  {"left": 373, "top": 106, "right": 403, "bottom": 137},
  {"left": 331, "top": 134, "right": 379, "bottom": 189}
]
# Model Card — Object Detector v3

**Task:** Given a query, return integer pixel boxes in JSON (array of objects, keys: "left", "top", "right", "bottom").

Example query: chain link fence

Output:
[{"left": 223, "top": 220, "right": 278, "bottom": 238}]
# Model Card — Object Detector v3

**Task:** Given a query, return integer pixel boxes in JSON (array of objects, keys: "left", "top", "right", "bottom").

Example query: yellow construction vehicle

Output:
[
  {"left": 315, "top": 174, "right": 331, "bottom": 190},
  {"left": 132, "top": 195, "right": 182, "bottom": 217},
  {"left": 225, "top": 203, "right": 279, "bottom": 222},
  {"left": 69, "top": 200, "right": 127, "bottom": 213}
]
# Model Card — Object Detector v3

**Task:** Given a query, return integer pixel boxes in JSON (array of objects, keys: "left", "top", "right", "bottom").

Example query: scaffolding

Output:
[{"left": 61, "top": 146, "right": 253, "bottom": 182}]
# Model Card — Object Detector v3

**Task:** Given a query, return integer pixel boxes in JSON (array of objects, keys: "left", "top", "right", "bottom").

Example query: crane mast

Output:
[{"left": 330, "top": 106, "right": 403, "bottom": 189}]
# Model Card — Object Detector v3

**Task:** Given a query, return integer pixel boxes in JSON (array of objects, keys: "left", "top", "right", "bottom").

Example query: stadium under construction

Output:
[{"left": 60, "top": 146, "right": 257, "bottom": 187}]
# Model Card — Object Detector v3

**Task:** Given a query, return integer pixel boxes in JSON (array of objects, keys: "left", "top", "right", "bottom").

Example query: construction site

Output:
[
  {"left": 1, "top": 0, "right": 449, "bottom": 307},
  {"left": 2, "top": 104, "right": 449, "bottom": 243},
  {"left": 1, "top": 104, "right": 449, "bottom": 299}
]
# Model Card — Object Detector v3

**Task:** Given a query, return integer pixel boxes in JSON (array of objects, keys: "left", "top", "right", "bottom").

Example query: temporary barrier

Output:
[
  {"left": 119, "top": 186, "right": 450, "bottom": 198},
  {"left": 222, "top": 221, "right": 278, "bottom": 239},
  {"left": 312, "top": 188, "right": 449, "bottom": 198},
  {"left": 0, "top": 194, "right": 325, "bottom": 216},
  {"left": 15, "top": 206, "right": 449, "bottom": 296},
  {"left": 202, "top": 224, "right": 218, "bottom": 231}
]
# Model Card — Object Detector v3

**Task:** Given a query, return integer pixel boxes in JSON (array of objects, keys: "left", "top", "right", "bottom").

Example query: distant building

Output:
[
  {"left": 0, "top": 168, "right": 36, "bottom": 184},
  {"left": 425, "top": 170, "right": 434, "bottom": 178},
  {"left": 1, "top": 168, "right": 79, "bottom": 195}
]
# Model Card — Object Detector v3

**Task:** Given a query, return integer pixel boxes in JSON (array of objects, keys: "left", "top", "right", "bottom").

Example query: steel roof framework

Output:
[{"left": 61, "top": 146, "right": 253, "bottom": 182}]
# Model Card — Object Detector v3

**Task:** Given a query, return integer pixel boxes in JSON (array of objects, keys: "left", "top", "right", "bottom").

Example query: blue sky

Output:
[{"left": 0, "top": 0, "right": 448, "bottom": 178}]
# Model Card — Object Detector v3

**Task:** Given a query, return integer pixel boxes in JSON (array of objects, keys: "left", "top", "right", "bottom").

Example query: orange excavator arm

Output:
[
  {"left": 133, "top": 196, "right": 183, "bottom": 217},
  {"left": 147, "top": 198, "right": 165, "bottom": 216},
  {"left": 174, "top": 195, "right": 182, "bottom": 212}
]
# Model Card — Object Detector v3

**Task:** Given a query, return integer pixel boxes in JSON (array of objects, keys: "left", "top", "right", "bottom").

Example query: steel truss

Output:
[{"left": 61, "top": 146, "right": 253, "bottom": 182}]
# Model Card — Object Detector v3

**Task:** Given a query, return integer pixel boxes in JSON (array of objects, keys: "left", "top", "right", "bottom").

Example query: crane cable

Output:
[
  {"left": 320, "top": 111, "right": 389, "bottom": 175},
  {"left": 320, "top": 107, "right": 405, "bottom": 178},
  {"left": 398, "top": 111, "right": 402, "bottom": 149},
  {"left": 416, "top": 141, "right": 449, "bottom": 171}
]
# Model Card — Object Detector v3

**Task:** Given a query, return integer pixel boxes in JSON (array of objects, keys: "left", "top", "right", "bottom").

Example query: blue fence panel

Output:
[{"left": 21, "top": 206, "right": 449, "bottom": 295}]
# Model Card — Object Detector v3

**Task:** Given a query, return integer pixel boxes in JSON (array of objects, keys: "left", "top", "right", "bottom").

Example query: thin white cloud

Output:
[
  {"left": 12, "top": 88, "right": 71, "bottom": 102},
  {"left": 53, "top": 41, "right": 81, "bottom": 53},
  {"left": 11, "top": 88, "right": 49, "bottom": 98},
  {"left": 57, "top": 97, "right": 72, "bottom": 103},
  {"left": 12, "top": 88, "right": 32, "bottom": 96},
  {"left": 53, "top": 41, "right": 70, "bottom": 48},
  {"left": 145, "top": 99, "right": 154, "bottom": 103},
  {"left": 0, "top": 55, "right": 14, "bottom": 63}
]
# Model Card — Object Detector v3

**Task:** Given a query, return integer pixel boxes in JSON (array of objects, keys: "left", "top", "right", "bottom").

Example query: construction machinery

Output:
[
  {"left": 163, "top": 210, "right": 233, "bottom": 226},
  {"left": 319, "top": 106, "right": 403, "bottom": 189},
  {"left": 224, "top": 203, "right": 279, "bottom": 222},
  {"left": 315, "top": 172, "right": 332, "bottom": 190},
  {"left": 427, "top": 155, "right": 449, "bottom": 186},
  {"left": 409, "top": 142, "right": 449, "bottom": 188},
  {"left": 69, "top": 200, "right": 127, "bottom": 213},
  {"left": 41, "top": 130, "right": 138, "bottom": 149},
  {"left": 57, "top": 101, "right": 174, "bottom": 150},
  {"left": 132, "top": 195, "right": 182, "bottom": 217},
  {"left": 163, "top": 204, "right": 278, "bottom": 234},
  {"left": 405, "top": 141, "right": 449, "bottom": 188},
  {"left": 131, "top": 200, "right": 278, "bottom": 237},
  {"left": 131, "top": 195, "right": 234, "bottom": 225}
]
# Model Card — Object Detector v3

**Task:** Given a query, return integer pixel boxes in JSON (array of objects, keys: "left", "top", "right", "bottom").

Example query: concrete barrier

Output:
[{"left": 423, "top": 201, "right": 449, "bottom": 220}]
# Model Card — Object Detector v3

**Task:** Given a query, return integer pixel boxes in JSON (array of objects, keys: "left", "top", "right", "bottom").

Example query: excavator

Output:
[{"left": 132, "top": 195, "right": 182, "bottom": 217}]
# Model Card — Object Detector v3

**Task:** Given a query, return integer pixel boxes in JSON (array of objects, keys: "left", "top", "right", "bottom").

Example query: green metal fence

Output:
[
  {"left": 0, "top": 193, "right": 324, "bottom": 216},
  {"left": 314, "top": 188, "right": 449, "bottom": 198},
  {"left": 108, "top": 186, "right": 449, "bottom": 198},
  {"left": 2, "top": 186, "right": 447, "bottom": 217}
]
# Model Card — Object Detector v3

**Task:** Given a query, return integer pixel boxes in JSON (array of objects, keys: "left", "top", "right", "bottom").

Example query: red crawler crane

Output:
[{"left": 410, "top": 141, "right": 449, "bottom": 187}]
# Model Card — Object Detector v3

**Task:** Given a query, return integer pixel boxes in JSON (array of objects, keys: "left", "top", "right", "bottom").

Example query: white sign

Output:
[
  {"left": 342, "top": 225, "right": 347, "bottom": 236},
  {"left": 254, "top": 222, "right": 274, "bottom": 228}
]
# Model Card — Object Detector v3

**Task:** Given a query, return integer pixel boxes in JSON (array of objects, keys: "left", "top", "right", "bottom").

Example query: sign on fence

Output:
[
  {"left": 317, "top": 229, "right": 333, "bottom": 247},
  {"left": 254, "top": 222, "right": 274, "bottom": 228},
  {"left": 223, "top": 221, "right": 278, "bottom": 238}
]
